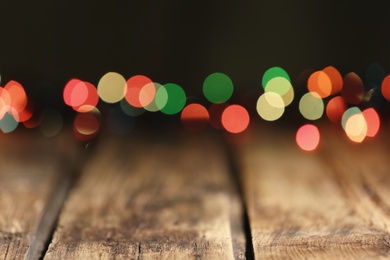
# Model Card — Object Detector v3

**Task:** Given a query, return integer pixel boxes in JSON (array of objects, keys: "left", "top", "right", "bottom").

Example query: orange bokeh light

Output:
[
  {"left": 381, "top": 74, "right": 390, "bottom": 101},
  {"left": 73, "top": 112, "right": 100, "bottom": 142},
  {"left": 181, "top": 103, "right": 209, "bottom": 131},
  {"left": 326, "top": 96, "right": 347, "bottom": 124},
  {"left": 323, "top": 66, "right": 343, "bottom": 95},
  {"left": 307, "top": 71, "right": 332, "bottom": 98},
  {"left": 4, "top": 80, "right": 27, "bottom": 113}
]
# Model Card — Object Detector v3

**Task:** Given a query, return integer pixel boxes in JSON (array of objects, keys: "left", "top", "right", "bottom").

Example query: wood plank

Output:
[
  {"left": 235, "top": 125, "right": 390, "bottom": 259},
  {"left": 0, "top": 131, "right": 78, "bottom": 259},
  {"left": 45, "top": 131, "right": 243, "bottom": 259}
]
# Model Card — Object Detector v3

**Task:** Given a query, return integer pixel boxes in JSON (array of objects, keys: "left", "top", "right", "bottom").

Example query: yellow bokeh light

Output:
[
  {"left": 265, "top": 77, "right": 291, "bottom": 95},
  {"left": 97, "top": 72, "right": 126, "bottom": 103},
  {"left": 345, "top": 113, "right": 367, "bottom": 143},
  {"left": 299, "top": 92, "right": 324, "bottom": 120},
  {"left": 256, "top": 92, "right": 285, "bottom": 121}
]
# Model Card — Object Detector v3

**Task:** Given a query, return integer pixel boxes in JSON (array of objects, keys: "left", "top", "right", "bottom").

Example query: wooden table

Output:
[{"left": 1, "top": 124, "right": 390, "bottom": 259}]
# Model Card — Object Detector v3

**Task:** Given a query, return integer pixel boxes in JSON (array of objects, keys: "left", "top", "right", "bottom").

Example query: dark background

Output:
[{"left": 0, "top": 0, "right": 389, "bottom": 110}]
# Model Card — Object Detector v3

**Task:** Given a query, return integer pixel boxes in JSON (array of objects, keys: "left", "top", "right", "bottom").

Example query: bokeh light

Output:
[
  {"left": 262, "top": 66, "right": 290, "bottom": 88},
  {"left": 63, "top": 79, "right": 88, "bottom": 107},
  {"left": 143, "top": 82, "right": 164, "bottom": 112},
  {"left": 4, "top": 80, "right": 27, "bottom": 113},
  {"left": 181, "top": 103, "right": 209, "bottom": 131},
  {"left": 0, "top": 112, "right": 18, "bottom": 133},
  {"left": 73, "top": 82, "right": 99, "bottom": 113},
  {"left": 221, "top": 104, "right": 250, "bottom": 134},
  {"left": 159, "top": 83, "right": 186, "bottom": 115},
  {"left": 344, "top": 112, "right": 367, "bottom": 143},
  {"left": 362, "top": 108, "right": 380, "bottom": 138},
  {"left": 256, "top": 92, "right": 285, "bottom": 121},
  {"left": 155, "top": 84, "right": 169, "bottom": 112},
  {"left": 341, "top": 107, "right": 361, "bottom": 130},
  {"left": 73, "top": 110, "right": 101, "bottom": 142},
  {"left": 341, "top": 72, "right": 364, "bottom": 105},
  {"left": 17, "top": 100, "right": 34, "bottom": 123},
  {"left": 296, "top": 124, "right": 320, "bottom": 151},
  {"left": 299, "top": 92, "right": 324, "bottom": 120},
  {"left": 326, "top": 96, "right": 347, "bottom": 124},
  {"left": 0, "top": 87, "right": 11, "bottom": 119},
  {"left": 125, "top": 75, "right": 153, "bottom": 108},
  {"left": 203, "top": 72, "right": 234, "bottom": 104},
  {"left": 341, "top": 107, "right": 368, "bottom": 143},
  {"left": 322, "top": 66, "right": 343, "bottom": 95},
  {"left": 307, "top": 71, "right": 332, "bottom": 98},
  {"left": 97, "top": 72, "right": 126, "bottom": 103},
  {"left": 264, "top": 77, "right": 294, "bottom": 106},
  {"left": 381, "top": 74, "right": 390, "bottom": 101}
]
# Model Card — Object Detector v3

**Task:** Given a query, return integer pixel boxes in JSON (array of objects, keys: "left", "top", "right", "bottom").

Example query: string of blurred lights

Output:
[{"left": 0, "top": 63, "right": 389, "bottom": 152}]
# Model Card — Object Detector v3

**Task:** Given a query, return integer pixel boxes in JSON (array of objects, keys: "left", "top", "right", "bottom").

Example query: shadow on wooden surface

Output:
[{"left": 1, "top": 125, "right": 390, "bottom": 259}]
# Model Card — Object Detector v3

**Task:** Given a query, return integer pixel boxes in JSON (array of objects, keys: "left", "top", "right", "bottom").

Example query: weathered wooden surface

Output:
[
  {"left": 0, "top": 131, "right": 77, "bottom": 259},
  {"left": 235, "top": 125, "right": 390, "bottom": 259},
  {"left": 45, "top": 132, "right": 244, "bottom": 259}
]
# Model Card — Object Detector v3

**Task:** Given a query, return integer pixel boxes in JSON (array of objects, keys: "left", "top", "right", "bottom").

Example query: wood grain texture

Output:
[
  {"left": 45, "top": 132, "right": 243, "bottom": 259},
  {"left": 235, "top": 125, "right": 390, "bottom": 259},
  {"left": 0, "top": 131, "right": 77, "bottom": 259}
]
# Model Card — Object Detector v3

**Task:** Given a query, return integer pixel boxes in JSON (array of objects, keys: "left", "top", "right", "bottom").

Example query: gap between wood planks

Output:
[
  {"left": 24, "top": 131, "right": 255, "bottom": 260},
  {"left": 25, "top": 138, "right": 98, "bottom": 260}
]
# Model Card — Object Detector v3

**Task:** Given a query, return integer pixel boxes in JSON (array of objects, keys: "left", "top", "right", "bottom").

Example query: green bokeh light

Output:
[
  {"left": 262, "top": 67, "right": 290, "bottom": 89},
  {"left": 203, "top": 72, "right": 234, "bottom": 104},
  {"left": 159, "top": 83, "right": 186, "bottom": 115},
  {"left": 0, "top": 113, "right": 18, "bottom": 133}
]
